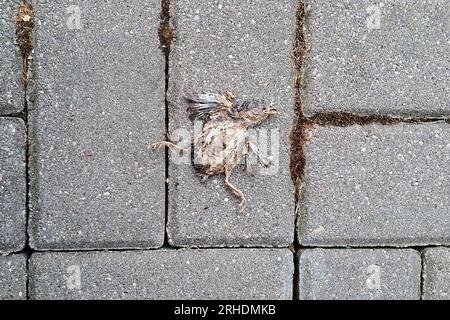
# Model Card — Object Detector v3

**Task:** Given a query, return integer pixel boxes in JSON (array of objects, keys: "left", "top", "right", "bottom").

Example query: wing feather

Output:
[
  {"left": 184, "top": 91, "right": 232, "bottom": 121},
  {"left": 184, "top": 92, "right": 221, "bottom": 121}
]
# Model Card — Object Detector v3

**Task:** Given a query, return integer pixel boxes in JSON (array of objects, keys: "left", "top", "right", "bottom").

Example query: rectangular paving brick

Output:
[
  {"left": 28, "top": 0, "right": 165, "bottom": 250},
  {"left": 298, "top": 123, "right": 450, "bottom": 246},
  {"left": 0, "top": 118, "right": 26, "bottom": 253},
  {"left": 0, "top": 254, "right": 27, "bottom": 300},
  {"left": 299, "top": 249, "right": 421, "bottom": 300},
  {"left": 422, "top": 247, "right": 450, "bottom": 300},
  {"left": 167, "top": 0, "right": 296, "bottom": 247},
  {"left": 302, "top": 0, "right": 450, "bottom": 116},
  {"left": 29, "top": 249, "right": 293, "bottom": 300},
  {"left": 0, "top": 0, "right": 24, "bottom": 115}
]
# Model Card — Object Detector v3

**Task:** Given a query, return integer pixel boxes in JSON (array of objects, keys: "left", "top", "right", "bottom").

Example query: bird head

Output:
[
  {"left": 262, "top": 105, "right": 278, "bottom": 115},
  {"left": 224, "top": 90, "right": 236, "bottom": 101},
  {"left": 237, "top": 100, "right": 278, "bottom": 126}
]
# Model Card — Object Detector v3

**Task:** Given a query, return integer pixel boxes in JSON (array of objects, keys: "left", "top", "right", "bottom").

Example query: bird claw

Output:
[
  {"left": 238, "top": 198, "right": 247, "bottom": 212},
  {"left": 151, "top": 142, "right": 165, "bottom": 150},
  {"left": 151, "top": 141, "right": 186, "bottom": 153}
]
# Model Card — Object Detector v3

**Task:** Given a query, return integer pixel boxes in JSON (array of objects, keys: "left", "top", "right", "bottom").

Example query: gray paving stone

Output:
[
  {"left": 0, "top": 118, "right": 26, "bottom": 253},
  {"left": 302, "top": 0, "right": 450, "bottom": 116},
  {"left": 0, "top": 254, "right": 27, "bottom": 300},
  {"left": 28, "top": 0, "right": 165, "bottom": 250},
  {"left": 29, "top": 249, "right": 293, "bottom": 300},
  {"left": 167, "top": 0, "right": 296, "bottom": 247},
  {"left": 299, "top": 249, "right": 421, "bottom": 300},
  {"left": 422, "top": 247, "right": 450, "bottom": 300},
  {"left": 0, "top": 0, "right": 24, "bottom": 114},
  {"left": 298, "top": 123, "right": 450, "bottom": 246}
]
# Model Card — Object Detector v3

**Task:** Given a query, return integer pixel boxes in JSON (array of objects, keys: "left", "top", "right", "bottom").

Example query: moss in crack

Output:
[
  {"left": 15, "top": 1, "right": 35, "bottom": 86},
  {"left": 290, "top": 0, "right": 309, "bottom": 199},
  {"left": 309, "top": 112, "right": 399, "bottom": 127},
  {"left": 308, "top": 112, "right": 449, "bottom": 127},
  {"left": 159, "top": 0, "right": 173, "bottom": 53},
  {"left": 290, "top": 0, "right": 309, "bottom": 301}
]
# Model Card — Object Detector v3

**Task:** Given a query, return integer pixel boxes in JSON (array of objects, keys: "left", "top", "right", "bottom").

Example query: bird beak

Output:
[
  {"left": 224, "top": 91, "right": 236, "bottom": 100},
  {"left": 264, "top": 107, "right": 278, "bottom": 115}
]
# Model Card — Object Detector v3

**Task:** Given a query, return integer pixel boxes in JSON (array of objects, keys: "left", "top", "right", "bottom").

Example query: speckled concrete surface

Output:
[
  {"left": 0, "top": 254, "right": 27, "bottom": 300},
  {"left": 302, "top": 0, "right": 450, "bottom": 116},
  {"left": 299, "top": 249, "right": 421, "bottom": 300},
  {"left": 422, "top": 248, "right": 450, "bottom": 300},
  {"left": 28, "top": 0, "right": 165, "bottom": 250},
  {"left": 0, "top": 0, "right": 24, "bottom": 115},
  {"left": 29, "top": 249, "right": 293, "bottom": 300},
  {"left": 299, "top": 123, "right": 450, "bottom": 246},
  {"left": 0, "top": 118, "right": 26, "bottom": 254}
]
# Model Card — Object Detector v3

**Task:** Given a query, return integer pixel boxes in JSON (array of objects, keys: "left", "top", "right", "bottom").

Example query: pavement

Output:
[
  {"left": 0, "top": 0, "right": 23, "bottom": 115},
  {"left": 299, "top": 249, "right": 421, "bottom": 300},
  {"left": 29, "top": 249, "right": 293, "bottom": 300},
  {"left": 0, "top": 254, "right": 26, "bottom": 300},
  {"left": 0, "top": 118, "right": 26, "bottom": 253},
  {"left": 422, "top": 248, "right": 450, "bottom": 300},
  {"left": 302, "top": 0, "right": 450, "bottom": 116},
  {"left": 28, "top": 0, "right": 166, "bottom": 250},
  {"left": 299, "top": 122, "right": 450, "bottom": 246},
  {"left": 0, "top": 0, "right": 449, "bottom": 300}
]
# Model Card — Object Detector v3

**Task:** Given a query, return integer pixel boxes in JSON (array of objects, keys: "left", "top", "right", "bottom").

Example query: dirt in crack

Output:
[
  {"left": 290, "top": 0, "right": 309, "bottom": 301},
  {"left": 159, "top": 0, "right": 173, "bottom": 53},
  {"left": 308, "top": 112, "right": 448, "bottom": 127},
  {"left": 159, "top": 0, "right": 172, "bottom": 245},
  {"left": 309, "top": 112, "right": 399, "bottom": 127},
  {"left": 288, "top": 1, "right": 447, "bottom": 198},
  {"left": 290, "top": 0, "right": 309, "bottom": 200},
  {"left": 15, "top": 1, "right": 35, "bottom": 86}
]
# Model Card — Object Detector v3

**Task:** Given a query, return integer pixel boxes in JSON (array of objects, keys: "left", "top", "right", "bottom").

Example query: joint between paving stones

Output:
[
  {"left": 28, "top": 244, "right": 450, "bottom": 253},
  {"left": 159, "top": 0, "right": 173, "bottom": 247},
  {"left": 419, "top": 248, "right": 426, "bottom": 300},
  {"left": 305, "top": 112, "right": 449, "bottom": 127},
  {"left": 290, "top": 0, "right": 308, "bottom": 201},
  {"left": 0, "top": 112, "right": 25, "bottom": 119},
  {"left": 290, "top": 0, "right": 309, "bottom": 301},
  {"left": 13, "top": 0, "right": 36, "bottom": 300},
  {"left": 159, "top": 0, "right": 173, "bottom": 54},
  {"left": 298, "top": 244, "right": 444, "bottom": 250}
]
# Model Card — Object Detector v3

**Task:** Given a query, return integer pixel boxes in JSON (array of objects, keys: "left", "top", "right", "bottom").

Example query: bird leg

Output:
[{"left": 224, "top": 167, "right": 246, "bottom": 211}]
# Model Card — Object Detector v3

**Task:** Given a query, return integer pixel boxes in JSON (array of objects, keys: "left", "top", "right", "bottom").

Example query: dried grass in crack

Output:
[
  {"left": 15, "top": 1, "right": 35, "bottom": 85},
  {"left": 153, "top": 91, "right": 278, "bottom": 211}
]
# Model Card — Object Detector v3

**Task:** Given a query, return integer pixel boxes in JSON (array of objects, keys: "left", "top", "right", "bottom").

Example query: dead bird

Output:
[{"left": 152, "top": 91, "right": 278, "bottom": 211}]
